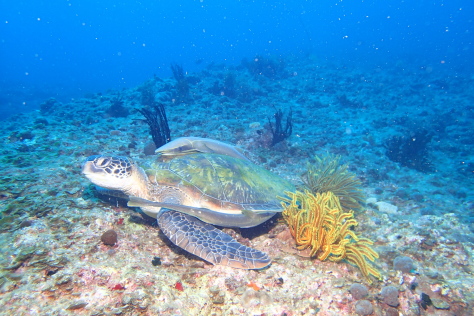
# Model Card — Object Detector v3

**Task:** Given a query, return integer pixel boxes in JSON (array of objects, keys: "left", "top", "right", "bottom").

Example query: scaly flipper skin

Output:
[{"left": 158, "top": 210, "right": 271, "bottom": 269}]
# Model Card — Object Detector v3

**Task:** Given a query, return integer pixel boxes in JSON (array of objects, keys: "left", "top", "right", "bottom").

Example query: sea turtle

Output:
[{"left": 82, "top": 137, "right": 295, "bottom": 269}]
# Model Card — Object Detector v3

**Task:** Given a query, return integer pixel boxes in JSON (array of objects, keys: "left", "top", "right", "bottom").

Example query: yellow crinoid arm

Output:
[
  {"left": 345, "top": 242, "right": 382, "bottom": 280},
  {"left": 280, "top": 190, "right": 382, "bottom": 280}
]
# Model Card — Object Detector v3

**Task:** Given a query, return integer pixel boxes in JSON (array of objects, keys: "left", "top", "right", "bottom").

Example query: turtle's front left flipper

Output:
[{"left": 158, "top": 210, "right": 271, "bottom": 269}]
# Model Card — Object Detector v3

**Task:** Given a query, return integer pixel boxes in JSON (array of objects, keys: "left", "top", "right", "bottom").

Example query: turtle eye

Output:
[{"left": 96, "top": 157, "right": 111, "bottom": 167}]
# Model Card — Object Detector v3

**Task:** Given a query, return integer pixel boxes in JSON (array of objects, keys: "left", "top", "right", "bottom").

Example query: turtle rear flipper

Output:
[{"left": 158, "top": 210, "right": 271, "bottom": 269}]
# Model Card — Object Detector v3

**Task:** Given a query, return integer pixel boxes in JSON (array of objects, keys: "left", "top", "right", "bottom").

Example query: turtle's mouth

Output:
[
  {"left": 81, "top": 160, "right": 101, "bottom": 176},
  {"left": 82, "top": 156, "right": 103, "bottom": 176},
  {"left": 81, "top": 159, "right": 114, "bottom": 185},
  {"left": 82, "top": 160, "right": 120, "bottom": 191}
]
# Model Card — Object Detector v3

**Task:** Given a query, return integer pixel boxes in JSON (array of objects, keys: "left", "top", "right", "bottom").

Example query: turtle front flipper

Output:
[{"left": 158, "top": 210, "right": 271, "bottom": 269}]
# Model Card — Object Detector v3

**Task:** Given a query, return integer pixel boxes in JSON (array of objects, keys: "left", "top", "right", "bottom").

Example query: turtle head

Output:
[{"left": 82, "top": 155, "right": 148, "bottom": 197}]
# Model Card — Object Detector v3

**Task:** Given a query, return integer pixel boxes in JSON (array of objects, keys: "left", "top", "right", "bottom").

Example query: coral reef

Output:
[
  {"left": 40, "top": 97, "right": 61, "bottom": 114},
  {"left": 384, "top": 129, "right": 433, "bottom": 172},
  {"left": 268, "top": 108, "right": 293, "bottom": 146},
  {"left": 210, "top": 72, "right": 237, "bottom": 98},
  {"left": 281, "top": 190, "right": 381, "bottom": 280},
  {"left": 100, "top": 229, "right": 118, "bottom": 246},
  {"left": 337, "top": 94, "right": 362, "bottom": 109},
  {"left": 137, "top": 103, "right": 171, "bottom": 149},
  {"left": 349, "top": 283, "right": 369, "bottom": 300},
  {"left": 106, "top": 95, "right": 129, "bottom": 118},
  {"left": 1, "top": 56, "right": 473, "bottom": 315},
  {"left": 301, "top": 154, "right": 365, "bottom": 211},
  {"left": 242, "top": 55, "right": 287, "bottom": 79},
  {"left": 170, "top": 63, "right": 190, "bottom": 103}
]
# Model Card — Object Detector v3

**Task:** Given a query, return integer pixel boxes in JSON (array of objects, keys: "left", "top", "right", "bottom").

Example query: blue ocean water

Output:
[
  {"left": 1, "top": 1, "right": 472, "bottom": 117},
  {"left": 1, "top": 1, "right": 474, "bottom": 314}
]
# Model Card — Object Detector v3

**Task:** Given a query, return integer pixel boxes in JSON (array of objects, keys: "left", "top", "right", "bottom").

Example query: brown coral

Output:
[{"left": 281, "top": 190, "right": 381, "bottom": 280}]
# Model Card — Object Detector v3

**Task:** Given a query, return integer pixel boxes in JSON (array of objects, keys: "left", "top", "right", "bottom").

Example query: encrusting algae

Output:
[{"left": 280, "top": 190, "right": 382, "bottom": 280}]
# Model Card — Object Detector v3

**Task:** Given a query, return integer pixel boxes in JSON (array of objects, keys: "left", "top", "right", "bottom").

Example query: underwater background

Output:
[{"left": 0, "top": 1, "right": 473, "bottom": 315}]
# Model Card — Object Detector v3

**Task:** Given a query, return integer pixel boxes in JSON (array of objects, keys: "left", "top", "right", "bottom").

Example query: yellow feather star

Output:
[
  {"left": 301, "top": 154, "right": 365, "bottom": 211},
  {"left": 281, "top": 190, "right": 382, "bottom": 280}
]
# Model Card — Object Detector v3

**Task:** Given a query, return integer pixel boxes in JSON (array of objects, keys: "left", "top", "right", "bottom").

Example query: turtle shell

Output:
[{"left": 144, "top": 153, "right": 295, "bottom": 216}]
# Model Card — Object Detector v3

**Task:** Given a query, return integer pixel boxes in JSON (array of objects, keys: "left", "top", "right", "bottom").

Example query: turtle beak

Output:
[
  {"left": 82, "top": 155, "right": 117, "bottom": 175},
  {"left": 81, "top": 158, "right": 116, "bottom": 190},
  {"left": 81, "top": 156, "right": 100, "bottom": 175},
  {"left": 82, "top": 161, "right": 97, "bottom": 176},
  {"left": 82, "top": 161, "right": 100, "bottom": 178}
]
